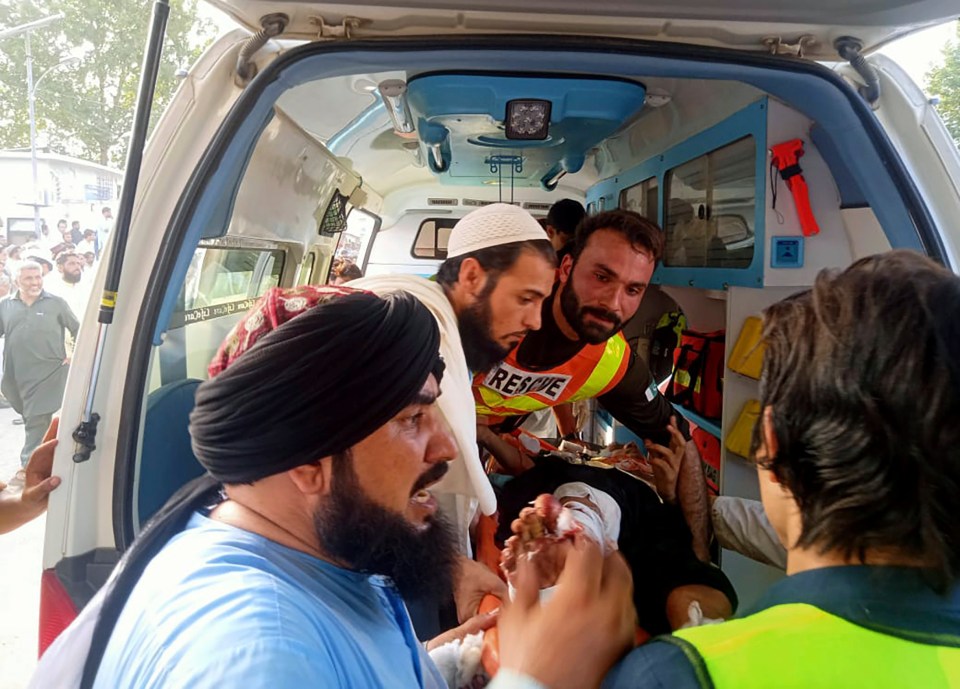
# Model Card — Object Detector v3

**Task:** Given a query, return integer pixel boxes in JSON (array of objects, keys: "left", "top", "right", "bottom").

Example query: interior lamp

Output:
[{"left": 505, "top": 99, "right": 551, "bottom": 140}]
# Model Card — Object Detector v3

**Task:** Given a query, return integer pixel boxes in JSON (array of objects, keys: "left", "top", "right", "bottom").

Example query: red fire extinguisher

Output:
[{"left": 770, "top": 139, "right": 820, "bottom": 237}]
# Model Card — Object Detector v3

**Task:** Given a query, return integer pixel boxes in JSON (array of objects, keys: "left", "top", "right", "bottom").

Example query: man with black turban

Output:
[{"left": 43, "top": 286, "right": 490, "bottom": 689}]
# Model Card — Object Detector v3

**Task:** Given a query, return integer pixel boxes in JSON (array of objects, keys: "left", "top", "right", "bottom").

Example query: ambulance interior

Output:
[{"left": 137, "top": 41, "right": 931, "bottom": 621}]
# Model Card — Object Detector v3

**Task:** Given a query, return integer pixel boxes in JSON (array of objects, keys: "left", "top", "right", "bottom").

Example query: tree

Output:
[
  {"left": 926, "top": 21, "right": 960, "bottom": 147},
  {"left": 0, "top": 0, "right": 216, "bottom": 167}
]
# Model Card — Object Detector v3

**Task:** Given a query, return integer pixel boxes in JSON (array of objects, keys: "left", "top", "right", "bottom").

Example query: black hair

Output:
[
  {"left": 546, "top": 198, "right": 586, "bottom": 238},
  {"left": 436, "top": 239, "right": 556, "bottom": 292},
  {"left": 571, "top": 209, "right": 664, "bottom": 262},
  {"left": 754, "top": 250, "right": 960, "bottom": 591}
]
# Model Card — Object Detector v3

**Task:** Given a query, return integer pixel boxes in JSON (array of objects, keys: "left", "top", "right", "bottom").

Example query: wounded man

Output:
[{"left": 497, "top": 460, "right": 736, "bottom": 636}]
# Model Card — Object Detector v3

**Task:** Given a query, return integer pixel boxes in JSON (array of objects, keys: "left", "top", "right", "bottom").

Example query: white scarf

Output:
[{"left": 350, "top": 275, "right": 497, "bottom": 523}]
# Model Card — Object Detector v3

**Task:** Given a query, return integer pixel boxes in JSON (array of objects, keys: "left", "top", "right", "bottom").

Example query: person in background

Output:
[
  {"left": 77, "top": 229, "right": 98, "bottom": 257},
  {"left": 26, "top": 255, "right": 53, "bottom": 276},
  {"left": 38, "top": 221, "right": 57, "bottom": 251},
  {"left": 45, "top": 251, "right": 92, "bottom": 321},
  {"left": 491, "top": 250, "right": 960, "bottom": 689},
  {"left": 82, "top": 251, "right": 97, "bottom": 270},
  {"left": 97, "top": 206, "right": 113, "bottom": 257},
  {"left": 0, "top": 261, "right": 78, "bottom": 466},
  {"left": 57, "top": 219, "right": 72, "bottom": 246},
  {"left": 544, "top": 199, "right": 586, "bottom": 263},
  {"left": 0, "top": 418, "right": 60, "bottom": 533},
  {"left": 331, "top": 262, "right": 363, "bottom": 285},
  {"left": 69, "top": 220, "right": 84, "bottom": 246},
  {"left": 4, "top": 245, "right": 23, "bottom": 279}
]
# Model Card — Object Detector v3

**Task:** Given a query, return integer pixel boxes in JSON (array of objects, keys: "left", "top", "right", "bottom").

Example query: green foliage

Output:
[
  {"left": 926, "top": 21, "right": 960, "bottom": 146},
  {"left": 0, "top": 0, "right": 216, "bottom": 167}
]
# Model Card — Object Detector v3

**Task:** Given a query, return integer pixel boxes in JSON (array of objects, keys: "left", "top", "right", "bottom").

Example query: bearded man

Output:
[
  {"left": 45, "top": 251, "right": 93, "bottom": 321},
  {"left": 473, "top": 210, "right": 711, "bottom": 560},
  {"left": 350, "top": 203, "right": 555, "bottom": 544},
  {"left": 48, "top": 288, "right": 476, "bottom": 688}
]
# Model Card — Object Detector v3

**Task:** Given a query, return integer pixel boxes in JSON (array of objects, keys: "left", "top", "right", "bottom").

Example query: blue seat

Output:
[{"left": 138, "top": 379, "right": 205, "bottom": 526}]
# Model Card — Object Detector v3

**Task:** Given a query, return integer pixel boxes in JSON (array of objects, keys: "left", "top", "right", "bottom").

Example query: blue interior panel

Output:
[
  {"left": 406, "top": 74, "right": 646, "bottom": 187},
  {"left": 586, "top": 99, "right": 768, "bottom": 290},
  {"left": 809, "top": 124, "right": 867, "bottom": 208}
]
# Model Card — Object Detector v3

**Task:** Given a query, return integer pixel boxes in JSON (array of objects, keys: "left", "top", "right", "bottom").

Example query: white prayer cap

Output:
[{"left": 446, "top": 203, "right": 548, "bottom": 259}]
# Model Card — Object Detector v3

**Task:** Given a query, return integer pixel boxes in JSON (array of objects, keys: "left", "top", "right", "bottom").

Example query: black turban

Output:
[{"left": 189, "top": 290, "right": 444, "bottom": 484}]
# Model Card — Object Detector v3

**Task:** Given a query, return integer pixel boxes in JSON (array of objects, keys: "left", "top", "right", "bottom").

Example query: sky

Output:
[{"left": 878, "top": 22, "right": 956, "bottom": 87}]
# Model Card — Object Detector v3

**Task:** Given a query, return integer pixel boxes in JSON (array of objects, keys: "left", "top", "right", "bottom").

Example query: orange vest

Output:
[{"left": 473, "top": 332, "right": 630, "bottom": 424}]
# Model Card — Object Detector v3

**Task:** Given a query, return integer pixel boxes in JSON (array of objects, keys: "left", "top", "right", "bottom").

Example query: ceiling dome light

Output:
[{"left": 505, "top": 99, "right": 551, "bottom": 140}]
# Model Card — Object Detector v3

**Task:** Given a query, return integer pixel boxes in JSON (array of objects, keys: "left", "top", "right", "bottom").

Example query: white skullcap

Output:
[{"left": 446, "top": 203, "right": 548, "bottom": 259}]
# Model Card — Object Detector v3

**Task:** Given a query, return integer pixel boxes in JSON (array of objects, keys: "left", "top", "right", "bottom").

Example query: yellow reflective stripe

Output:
[
  {"left": 475, "top": 380, "right": 549, "bottom": 416},
  {"left": 475, "top": 334, "right": 628, "bottom": 417},
  {"left": 570, "top": 333, "right": 628, "bottom": 403},
  {"left": 674, "top": 603, "right": 960, "bottom": 689}
]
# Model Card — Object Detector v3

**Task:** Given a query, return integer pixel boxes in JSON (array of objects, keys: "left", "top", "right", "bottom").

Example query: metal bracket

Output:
[
  {"left": 309, "top": 15, "right": 368, "bottom": 40},
  {"left": 72, "top": 412, "right": 100, "bottom": 463},
  {"left": 486, "top": 155, "right": 524, "bottom": 175},
  {"left": 762, "top": 35, "right": 816, "bottom": 58}
]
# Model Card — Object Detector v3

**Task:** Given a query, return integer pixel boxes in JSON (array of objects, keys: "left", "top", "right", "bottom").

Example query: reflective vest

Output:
[
  {"left": 473, "top": 332, "right": 630, "bottom": 423},
  {"left": 669, "top": 602, "right": 960, "bottom": 688}
]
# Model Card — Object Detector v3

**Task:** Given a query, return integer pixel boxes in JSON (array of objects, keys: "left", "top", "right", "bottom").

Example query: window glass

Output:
[
  {"left": 619, "top": 177, "right": 659, "bottom": 223},
  {"left": 156, "top": 246, "right": 285, "bottom": 386},
  {"left": 663, "top": 136, "right": 755, "bottom": 268},
  {"left": 297, "top": 252, "right": 316, "bottom": 285},
  {"left": 333, "top": 209, "right": 379, "bottom": 271},
  {"left": 412, "top": 218, "right": 458, "bottom": 259},
  {"left": 179, "top": 247, "right": 284, "bottom": 311}
]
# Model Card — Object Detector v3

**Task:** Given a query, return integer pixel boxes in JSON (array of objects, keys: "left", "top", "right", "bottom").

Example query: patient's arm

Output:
[
  {"left": 477, "top": 424, "right": 535, "bottom": 475},
  {"left": 500, "top": 489, "right": 616, "bottom": 590}
]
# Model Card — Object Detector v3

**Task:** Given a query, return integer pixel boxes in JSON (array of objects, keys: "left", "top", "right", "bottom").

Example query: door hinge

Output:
[
  {"left": 309, "top": 15, "right": 369, "bottom": 40},
  {"left": 762, "top": 35, "right": 816, "bottom": 58}
]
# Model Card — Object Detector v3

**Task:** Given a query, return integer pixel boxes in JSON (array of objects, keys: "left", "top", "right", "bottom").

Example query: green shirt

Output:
[{"left": 0, "top": 290, "right": 79, "bottom": 416}]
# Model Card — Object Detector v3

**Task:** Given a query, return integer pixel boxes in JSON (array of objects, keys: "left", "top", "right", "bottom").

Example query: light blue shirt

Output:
[{"left": 93, "top": 512, "right": 445, "bottom": 689}]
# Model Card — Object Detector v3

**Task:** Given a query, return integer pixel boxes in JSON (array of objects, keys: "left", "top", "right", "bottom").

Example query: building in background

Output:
[{"left": 0, "top": 150, "right": 122, "bottom": 245}]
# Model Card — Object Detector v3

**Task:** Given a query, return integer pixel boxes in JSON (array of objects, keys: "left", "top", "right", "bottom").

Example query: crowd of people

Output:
[{"left": 5, "top": 199, "right": 959, "bottom": 688}]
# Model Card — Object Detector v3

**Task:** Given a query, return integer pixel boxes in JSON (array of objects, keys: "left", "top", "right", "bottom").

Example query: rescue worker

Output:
[
  {"left": 490, "top": 250, "right": 960, "bottom": 689},
  {"left": 473, "top": 210, "right": 710, "bottom": 560}
]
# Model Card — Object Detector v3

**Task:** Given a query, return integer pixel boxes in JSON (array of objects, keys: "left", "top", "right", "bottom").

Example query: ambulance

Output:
[{"left": 37, "top": 0, "right": 960, "bottom": 658}]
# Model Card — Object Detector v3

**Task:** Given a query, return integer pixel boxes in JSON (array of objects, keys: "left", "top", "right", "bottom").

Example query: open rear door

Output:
[{"left": 207, "top": 0, "right": 959, "bottom": 59}]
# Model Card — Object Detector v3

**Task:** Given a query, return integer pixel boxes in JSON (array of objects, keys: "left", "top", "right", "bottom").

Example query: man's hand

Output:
[
  {"left": 500, "top": 495, "right": 582, "bottom": 590},
  {"left": 497, "top": 535, "right": 635, "bottom": 689},
  {"left": 644, "top": 416, "right": 685, "bottom": 504},
  {"left": 0, "top": 418, "right": 61, "bottom": 535},
  {"left": 426, "top": 608, "right": 499, "bottom": 651},
  {"left": 454, "top": 555, "right": 508, "bottom": 623},
  {"left": 23, "top": 417, "right": 61, "bottom": 507}
]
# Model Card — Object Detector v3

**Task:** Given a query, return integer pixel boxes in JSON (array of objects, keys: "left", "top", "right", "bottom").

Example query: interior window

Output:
[
  {"left": 619, "top": 176, "right": 659, "bottom": 223},
  {"left": 180, "top": 247, "right": 284, "bottom": 311},
  {"left": 663, "top": 136, "right": 756, "bottom": 268},
  {"left": 150, "top": 246, "right": 285, "bottom": 387},
  {"left": 333, "top": 208, "right": 380, "bottom": 272},
  {"left": 297, "top": 252, "right": 316, "bottom": 285},
  {"left": 412, "top": 218, "right": 458, "bottom": 259}
]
